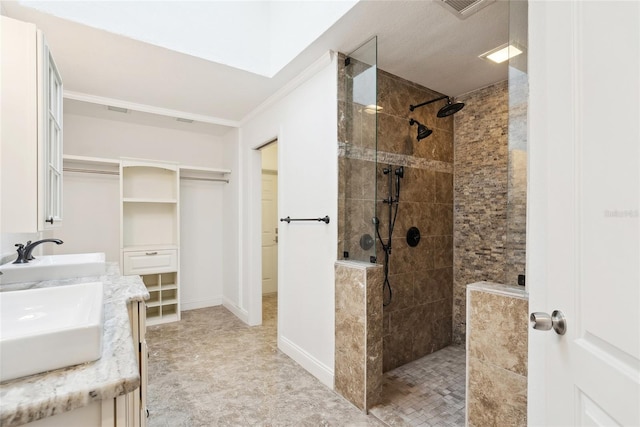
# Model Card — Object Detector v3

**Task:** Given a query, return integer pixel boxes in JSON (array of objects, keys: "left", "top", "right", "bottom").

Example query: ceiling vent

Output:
[{"left": 438, "top": 0, "right": 496, "bottom": 19}]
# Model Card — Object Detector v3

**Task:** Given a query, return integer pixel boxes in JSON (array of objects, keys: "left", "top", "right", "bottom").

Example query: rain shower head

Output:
[
  {"left": 409, "top": 95, "right": 465, "bottom": 117},
  {"left": 437, "top": 98, "right": 465, "bottom": 117},
  {"left": 409, "top": 118, "right": 432, "bottom": 141}
]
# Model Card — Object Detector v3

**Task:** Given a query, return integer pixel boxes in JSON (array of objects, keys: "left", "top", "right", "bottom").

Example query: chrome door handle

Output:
[{"left": 530, "top": 310, "right": 567, "bottom": 335}]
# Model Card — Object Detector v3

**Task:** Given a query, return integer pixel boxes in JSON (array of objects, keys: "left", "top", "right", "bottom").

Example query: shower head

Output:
[
  {"left": 409, "top": 118, "right": 432, "bottom": 141},
  {"left": 409, "top": 95, "right": 464, "bottom": 118},
  {"left": 437, "top": 98, "right": 465, "bottom": 117}
]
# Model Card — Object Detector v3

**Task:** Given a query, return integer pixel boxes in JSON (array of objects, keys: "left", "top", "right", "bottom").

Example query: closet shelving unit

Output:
[
  {"left": 62, "top": 154, "right": 231, "bottom": 325},
  {"left": 120, "top": 158, "right": 180, "bottom": 325}
]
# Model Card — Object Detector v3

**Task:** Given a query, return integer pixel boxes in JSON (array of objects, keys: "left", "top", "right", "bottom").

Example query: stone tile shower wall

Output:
[
  {"left": 338, "top": 56, "right": 454, "bottom": 372},
  {"left": 466, "top": 282, "right": 528, "bottom": 426},
  {"left": 453, "top": 80, "right": 514, "bottom": 345}
]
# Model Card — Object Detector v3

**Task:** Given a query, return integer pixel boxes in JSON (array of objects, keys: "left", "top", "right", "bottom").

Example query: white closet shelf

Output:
[
  {"left": 63, "top": 155, "right": 232, "bottom": 182},
  {"left": 123, "top": 197, "right": 178, "bottom": 204},
  {"left": 63, "top": 154, "right": 120, "bottom": 175},
  {"left": 63, "top": 154, "right": 120, "bottom": 166},
  {"left": 180, "top": 165, "right": 231, "bottom": 174},
  {"left": 147, "top": 313, "right": 178, "bottom": 326}
]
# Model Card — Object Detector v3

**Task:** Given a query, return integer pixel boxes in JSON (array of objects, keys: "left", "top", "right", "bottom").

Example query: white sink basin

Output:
[
  {"left": 0, "top": 252, "right": 106, "bottom": 285},
  {"left": 0, "top": 282, "right": 104, "bottom": 382}
]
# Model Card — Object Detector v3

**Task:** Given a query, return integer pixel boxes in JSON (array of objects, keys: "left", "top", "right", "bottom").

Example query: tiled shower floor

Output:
[{"left": 369, "top": 345, "right": 467, "bottom": 427}]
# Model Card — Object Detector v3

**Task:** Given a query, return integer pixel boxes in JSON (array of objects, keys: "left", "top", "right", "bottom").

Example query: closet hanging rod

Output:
[
  {"left": 63, "top": 167, "right": 119, "bottom": 176},
  {"left": 63, "top": 168, "right": 228, "bottom": 183},
  {"left": 180, "top": 177, "right": 229, "bottom": 183}
]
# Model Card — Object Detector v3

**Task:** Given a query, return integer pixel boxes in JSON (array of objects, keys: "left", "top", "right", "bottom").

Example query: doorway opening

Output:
[{"left": 260, "top": 141, "right": 278, "bottom": 329}]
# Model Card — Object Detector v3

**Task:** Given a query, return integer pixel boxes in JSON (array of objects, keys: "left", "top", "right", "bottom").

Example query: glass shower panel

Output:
[
  {"left": 507, "top": 1, "right": 528, "bottom": 287},
  {"left": 338, "top": 36, "right": 378, "bottom": 262}
]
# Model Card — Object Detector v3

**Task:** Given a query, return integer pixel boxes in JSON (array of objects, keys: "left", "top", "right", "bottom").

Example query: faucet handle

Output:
[{"left": 13, "top": 244, "right": 28, "bottom": 264}]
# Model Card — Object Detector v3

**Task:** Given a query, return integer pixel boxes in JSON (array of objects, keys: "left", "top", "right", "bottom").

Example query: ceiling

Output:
[{"left": 1, "top": 0, "right": 510, "bottom": 134}]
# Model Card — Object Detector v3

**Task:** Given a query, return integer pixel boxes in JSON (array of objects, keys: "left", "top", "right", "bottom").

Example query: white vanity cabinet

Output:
[
  {"left": 0, "top": 16, "right": 63, "bottom": 233},
  {"left": 21, "top": 394, "right": 138, "bottom": 427},
  {"left": 128, "top": 300, "right": 148, "bottom": 427},
  {"left": 121, "top": 159, "right": 180, "bottom": 325}
]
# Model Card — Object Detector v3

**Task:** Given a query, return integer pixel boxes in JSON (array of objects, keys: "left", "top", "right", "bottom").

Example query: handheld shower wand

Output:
[{"left": 376, "top": 164, "right": 404, "bottom": 306}]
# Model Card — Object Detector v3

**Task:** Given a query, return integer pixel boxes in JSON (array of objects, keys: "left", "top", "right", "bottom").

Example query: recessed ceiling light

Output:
[
  {"left": 106, "top": 105, "right": 129, "bottom": 113},
  {"left": 479, "top": 43, "right": 523, "bottom": 64}
]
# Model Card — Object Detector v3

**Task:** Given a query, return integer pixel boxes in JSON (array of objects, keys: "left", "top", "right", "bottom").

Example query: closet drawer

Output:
[{"left": 123, "top": 249, "right": 177, "bottom": 275}]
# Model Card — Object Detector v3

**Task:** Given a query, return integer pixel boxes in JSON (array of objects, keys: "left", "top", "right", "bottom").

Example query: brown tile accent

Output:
[
  {"left": 433, "top": 235, "right": 453, "bottom": 268},
  {"left": 466, "top": 285, "right": 528, "bottom": 427},
  {"left": 378, "top": 113, "right": 413, "bottom": 155},
  {"left": 453, "top": 80, "right": 510, "bottom": 344},
  {"left": 413, "top": 129, "right": 454, "bottom": 162},
  {"left": 334, "top": 262, "right": 384, "bottom": 411},
  {"left": 435, "top": 172, "right": 453, "bottom": 204},
  {"left": 382, "top": 272, "right": 413, "bottom": 313},
  {"left": 468, "top": 290, "right": 528, "bottom": 376},
  {"left": 467, "top": 358, "right": 527, "bottom": 427}
]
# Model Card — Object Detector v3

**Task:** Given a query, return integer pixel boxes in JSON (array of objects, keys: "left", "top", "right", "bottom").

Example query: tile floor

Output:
[
  {"left": 146, "top": 295, "right": 384, "bottom": 426},
  {"left": 146, "top": 295, "right": 466, "bottom": 426},
  {"left": 369, "top": 345, "right": 466, "bottom": 427}
]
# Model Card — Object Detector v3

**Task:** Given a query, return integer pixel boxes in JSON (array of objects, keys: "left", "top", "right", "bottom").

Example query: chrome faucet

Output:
[{"left": 13, "top": 239, "right": 64, "bottom": 264}]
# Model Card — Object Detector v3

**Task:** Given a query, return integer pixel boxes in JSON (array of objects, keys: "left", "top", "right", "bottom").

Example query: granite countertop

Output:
[{"left": 0, "top": 263, "right": 149, "bottom": 427}]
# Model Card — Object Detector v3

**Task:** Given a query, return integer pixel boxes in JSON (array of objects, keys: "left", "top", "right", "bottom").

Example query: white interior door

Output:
[
  {"left": 262, "top": 172, "right": 278, "bottom": 294},
  {"left": 528, "top": 2, "right": 639, "bottom": 426}
]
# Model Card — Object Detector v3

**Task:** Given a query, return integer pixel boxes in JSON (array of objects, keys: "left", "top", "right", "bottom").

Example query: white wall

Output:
[
  {"left": 52, "top": 112, "right": 231, "bottom": 309},
  {"left": 55, "top": 171, "right": 120, "bottom": 262},
  {"left": 221, "top": 128, "right": 242, "bottom": 318},
  {"left": 180, "top": 179, "right": 224, "bottom": 310},
  {"left": 235, "top": 52, "right": 338, "bottom": 387},
  {"left": 63, "top": 113, "right": 226, "bottom": 167}
]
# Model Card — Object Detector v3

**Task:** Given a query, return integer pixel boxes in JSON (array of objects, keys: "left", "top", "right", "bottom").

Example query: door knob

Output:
[{"left": 530, "top": 310, "right": 567, "bottom": 335}]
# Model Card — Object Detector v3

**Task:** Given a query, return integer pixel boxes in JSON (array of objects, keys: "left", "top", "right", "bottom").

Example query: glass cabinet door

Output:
[{"left": 44, "top": 41, "right": 63, "bottom": 226}]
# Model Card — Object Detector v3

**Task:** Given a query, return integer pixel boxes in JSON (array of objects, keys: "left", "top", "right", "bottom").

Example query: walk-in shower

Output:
[
  {"left": 337, "top": 34, "right": 456, "bottom": 411},
  {"left": 339, "top": 35, "right": 456, "bottom": 368}
]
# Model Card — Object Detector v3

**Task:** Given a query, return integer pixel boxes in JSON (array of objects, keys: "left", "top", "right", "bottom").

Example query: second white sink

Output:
[
  {"left": 0, "top": 282, "right": 104, "bottom": 382},
  {"left": 0, "top": 252, "right": 106, "bottom": 285}
]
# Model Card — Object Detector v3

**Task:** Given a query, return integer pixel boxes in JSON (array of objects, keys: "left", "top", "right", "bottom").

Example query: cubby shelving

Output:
[{"left": 121, "top": 159, "right": 180, "bottom": 325}]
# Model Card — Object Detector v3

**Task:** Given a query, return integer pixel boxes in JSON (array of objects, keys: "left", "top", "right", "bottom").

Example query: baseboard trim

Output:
[
  {"left": 278, "top": 335, "right": 334, "bottom": 389},
  {"left": 223, "top": 297, "right": 249, "bottom": 324},
  {"left": 181, "top": 297, "right": 223, "bottom": 311}
]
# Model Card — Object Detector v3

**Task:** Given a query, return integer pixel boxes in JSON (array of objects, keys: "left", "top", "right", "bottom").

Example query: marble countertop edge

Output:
[
  {"left": 466, "top": 281, "right": 529, "bottom": 299},
  {"left": 0, "top": 263, "right": 148, "bottom": 427}
]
